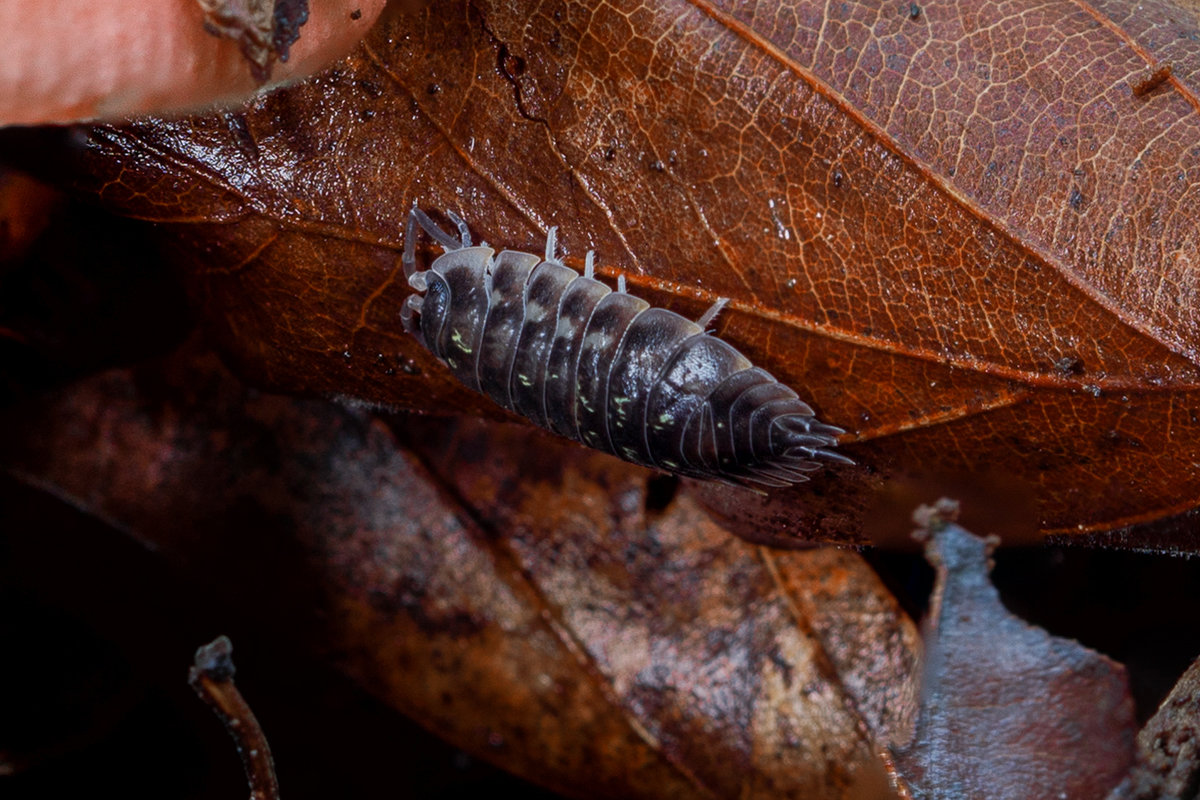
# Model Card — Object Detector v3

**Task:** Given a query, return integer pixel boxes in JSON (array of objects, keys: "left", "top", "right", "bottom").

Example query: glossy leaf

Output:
[{"left": 34, "top": 0, "right": 1200, "bottom": 545}]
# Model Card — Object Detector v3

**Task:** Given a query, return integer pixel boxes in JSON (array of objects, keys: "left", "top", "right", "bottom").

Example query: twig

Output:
[{"left": 188, "top": 636, "right": 280, "bottom": 800}]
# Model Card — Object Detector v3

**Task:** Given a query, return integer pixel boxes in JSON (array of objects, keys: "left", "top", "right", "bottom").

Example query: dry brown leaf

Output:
[
  {"left": 894, "top": 500, "right": 1137, "bottom": 799},
  {"left": 1108, "top": 653, "right": 1200, "bottom": 800},
  {"left": 0, "top": 341, "right": 919, "bottom": 798},
  {"left": 2, "top": 133, "right": 1196, "bottom": 798},
  {"left": 19, "top": 0, "right": 1199, "bottom": 547}
]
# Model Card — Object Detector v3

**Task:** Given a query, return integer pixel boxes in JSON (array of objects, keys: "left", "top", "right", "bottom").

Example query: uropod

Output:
[{"left": 401, "top": 207, "right": 851, "bottom": 488}]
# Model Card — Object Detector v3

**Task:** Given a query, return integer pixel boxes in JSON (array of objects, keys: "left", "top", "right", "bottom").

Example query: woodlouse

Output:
[{"left": 401, "top": 207, "right": 851, "bottom": 488}]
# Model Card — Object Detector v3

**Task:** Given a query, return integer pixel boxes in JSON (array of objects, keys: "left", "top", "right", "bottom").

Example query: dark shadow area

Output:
[{"left": 0, "top": 474, "right": 564, "bottom": 799}]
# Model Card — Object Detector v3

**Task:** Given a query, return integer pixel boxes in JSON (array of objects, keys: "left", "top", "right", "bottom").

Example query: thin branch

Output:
[{"left": 188, "top": 635, "right": 280, "bottom": 800}]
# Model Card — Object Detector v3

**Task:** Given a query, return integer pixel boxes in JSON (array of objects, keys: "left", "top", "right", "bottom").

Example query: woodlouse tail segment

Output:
[{"left": 772, "top": 415, "right": 854, "bottom": 466}]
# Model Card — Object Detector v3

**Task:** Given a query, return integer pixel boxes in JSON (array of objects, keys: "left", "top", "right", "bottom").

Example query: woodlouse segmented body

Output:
[{"left": 401, "top": 208, "right": 851, "bottom": 488}]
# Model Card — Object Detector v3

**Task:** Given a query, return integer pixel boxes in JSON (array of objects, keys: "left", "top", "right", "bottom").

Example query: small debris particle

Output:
[
  {"left": 192, "top": 635, "right": 237, "bottom": 681},
  {"left": 1054, "top": 355, "right": 1085, "bottom": 376},
  {"left": 1131, "top": 64, "right": 1172, "bottom": 97},
  {"left": 499, "top": 45, "right": 526, "bottom": 79}
]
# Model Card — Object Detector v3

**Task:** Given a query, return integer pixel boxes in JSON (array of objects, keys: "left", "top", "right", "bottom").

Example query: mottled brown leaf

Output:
[
  {"left": 894, "top": 500, "right": 1137, "bottom": 799},
  {"left": 31, "top": 0, "right": 1200, "bottom": 546},
  {"left": 0, "top": 342, "right": 919, "bottom": 799},
  {"left": 1109, "top": 654, "right": 1200, "bottom": 800}
]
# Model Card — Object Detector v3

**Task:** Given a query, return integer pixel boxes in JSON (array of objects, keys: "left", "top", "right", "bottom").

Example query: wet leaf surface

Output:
[
  {"left": 894, "top": 500, "right": 1137, "bottom": 799},
  {"left": 8, "top": 0, "right": 1198, "bottom": 546}
]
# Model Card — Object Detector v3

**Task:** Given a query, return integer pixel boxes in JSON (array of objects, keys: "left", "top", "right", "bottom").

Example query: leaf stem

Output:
[{"left": 188, "top": 636, "right": 280, "bottom": 800}]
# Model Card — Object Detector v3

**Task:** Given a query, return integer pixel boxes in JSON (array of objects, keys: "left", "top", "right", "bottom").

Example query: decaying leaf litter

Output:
[
  {"left": 3, "top": 0, "right": 1200, "bottom": 796},
  {"left": 25, "top": 0, "right": 1200, "bottom": 547}
]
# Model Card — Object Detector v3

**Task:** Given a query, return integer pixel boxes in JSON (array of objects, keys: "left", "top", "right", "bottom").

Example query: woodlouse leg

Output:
[
  {"left": 400, "top": 294, "right": 423, "bottom": 335},
  {"left": 696, "top": 297, "right": 730, "bottom": 329},
  {"left": 544, "top": 227, "right": 559, "bottom": 263},
  {"left": 617, "top": 274, "right": 627, "bottom": 293},
  {"left": 402, "top": 206, "right": 420, "bottom": 279},
  {"left": 445, "top": 210, "right": 473, "bottom": 247},
  {"left": 584, "top": 251, "right": 595, "bottom": 279}
]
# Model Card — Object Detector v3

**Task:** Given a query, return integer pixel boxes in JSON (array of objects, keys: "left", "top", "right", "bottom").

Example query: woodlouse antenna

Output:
[
  {"left": 411, "top": 207, "right": 464, "bottom": 251},
  {"left": 402, "top": 204, "right": 420, "bottom": 278}
]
